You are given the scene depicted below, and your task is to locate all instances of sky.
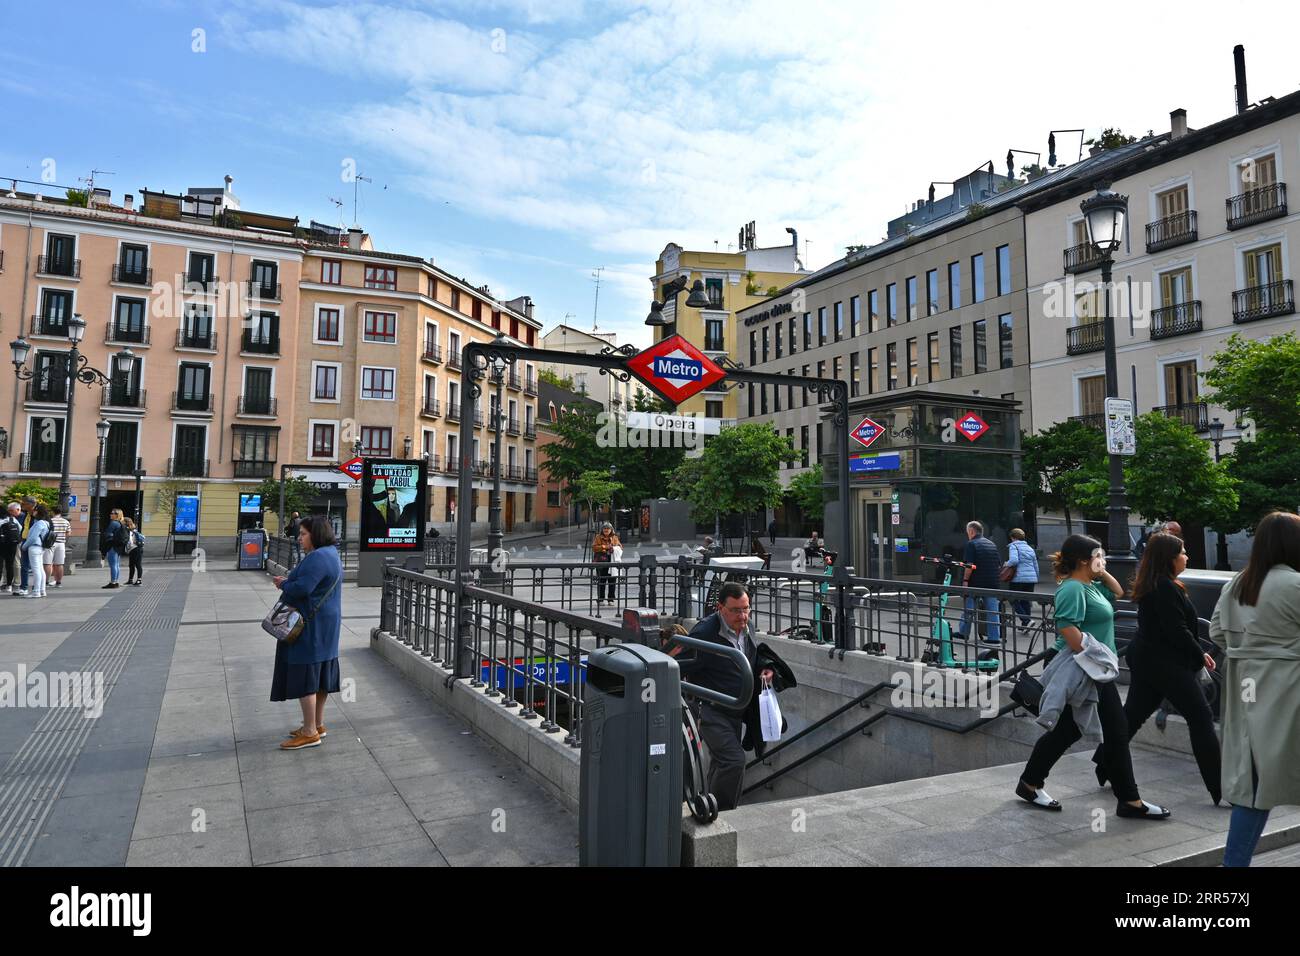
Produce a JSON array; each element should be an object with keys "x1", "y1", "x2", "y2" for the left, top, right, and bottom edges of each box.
[{"x1": 3, "y1": 0, "x2": 1298, "y2": 349}]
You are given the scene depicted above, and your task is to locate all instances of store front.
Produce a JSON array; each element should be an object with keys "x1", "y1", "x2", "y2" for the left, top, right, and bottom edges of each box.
[{"x1": 826, "y1": 392, "x2": 1024, "y2": 583}]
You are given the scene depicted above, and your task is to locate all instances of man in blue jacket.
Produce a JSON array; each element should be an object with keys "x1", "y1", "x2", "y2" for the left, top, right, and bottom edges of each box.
[{"x1": 955, "y1": 520, "x2": 1001, "y2": 644}]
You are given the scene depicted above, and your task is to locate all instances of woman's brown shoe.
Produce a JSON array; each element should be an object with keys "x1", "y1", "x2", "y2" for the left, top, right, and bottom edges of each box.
[
  {"x1": 280, "y1": 732, "x2": 321, "y2": 750},
  {"x1": 288, "y1": 725, "x2": 326, "y2": 738}
]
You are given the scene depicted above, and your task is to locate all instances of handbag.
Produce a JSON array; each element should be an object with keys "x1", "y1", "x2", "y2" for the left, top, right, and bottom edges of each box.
[
  {"x1": 262, "y1": 573, "x2": 342, "y2": 644},
  {"x1": 999, "y1": 563, "x2": 1014, "y2": 583},
  {"x1": 758, "y1": 675, "x2": 783, "y2": 743},
  {"x1": 1009, "y1": 672, "x2": 1044, "y2": 716}
]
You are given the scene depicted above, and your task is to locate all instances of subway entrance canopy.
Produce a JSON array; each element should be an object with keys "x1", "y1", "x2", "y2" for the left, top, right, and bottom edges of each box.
[{"x1": 625, "y1": 334, "x2": 726, "y2": 404}]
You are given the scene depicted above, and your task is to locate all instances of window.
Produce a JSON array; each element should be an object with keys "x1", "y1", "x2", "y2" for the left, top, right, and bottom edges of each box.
[
  {"x1": 244, "y1": 312, "x2": 279, "y2": 352},
  {"x1": 799, "y1": 425, "x2": 810, "y2": 467},
  {"x1": 705, "y1": 318, "x2": 725, "y2": 352},
  {"x1": 1164, "y1": 359, "x2": 1199, "y2": 407},
  {"x1": 187, "y1": 251, "x2": 215, "y2": 285},
  {"x1": 320, "y1": 259, "x2": 342, "y2": 284},
  {"x1": 422, "y1": 430, "x2": 437, "y2": 459},
  {"x1": 750, "y1": 331, "x2": 757, "y2": 366},
  {"x1": 973, "y1": 318, "x2": 988, "y2": 373},
  {"x1": 113, "y1": 298, "x2": 147, "y2": 343},
  {"x1": 886, "y1": 283, "x2": 897, "y2": 326},
  {"x1": 313, "y1": 364, "x2": 339, "y2": 401},
  {"x1": 774, "y1": 321, "x2": 783, "y2": 359},
  {"x1": 803, "y1": 312, "x2": 812, "y2": 351},
  {"x1": 706, "y1": 399, "x2": 724, "y2": 419},
  {"x1": 761, "y1": 326, "x2": 770, "y2": 363},
  {"x1": 815, "y1": 423, "x2": 823, "y2": 467},
  {"x1": 802, "y1": 365, "x2": 809, "y2": 406},
  {"x1": 363, "y1": 311, "x2": 397, "y2": 343},
  {"x1": 251, "y1": 260, "x2": 278, "y2": 297},
  {"x1": 949, "y1": 326, "x2": 963, "y2": 377},
  {"x1": 451, "y1": 288, "x2": 461, "y2": 311},
  {"x1": 173, "y1": 425, "x2": 206, "y2": 476},
  {"x1": 999, "y1": 313, "x2": 1013, "y2": 369},
  {"x1": 868, "y1": 348, "x2": 878, "y2": 394},
  {"x1": 1239, "y1": 153, "x2": 1277, "y2": 192},
  {"x1": 786, "y1": 371, "x2": 795, "y2": 410},
  {"x1": 364, "y1": 265, "x2": 397, "y2": 291},
  {"x1": 31, "y1": 351, "x2": 69, "y2": 402},
  {"x1": 868, "y1": 290, "x2": 880, "y2": 332},
  {"x1": 103, "y1": 422, "x2": 139, "y2": 474},
  {"x1": 886, "y1": 342, "x2": 898, "y2": 390},
  {"x1": 360, "y1": 426, "x2": 392, "y2": 457},
  {"x1": 996, "y1": 245, "x2": 1011, "y2": 296},
  {"x1": 760, "y1": 383, "x2": 768, "y2": 415},
  {"x1": 38, "y1": 289, "x2": 73, "y2": 335},
  {"x1": 832, "y1": 355, "x2": 842, "y2": 383},
  {"x1": 547, "y1": 490, "x2": 561, "y2": 508},
  {"x1": 926, "y1": 270, "x2": 939, "y2": 316},
  {"x1": 907, "y1": 338, "x2": 918, "y2": 386},
  {"x1": 1072, "y1": 219, "x2": 1090, "y2": 248},
  {"x1": 316, "y1": 307, "x2": 341, "y2": 343},
  {"x1": 233, "y1": 426, "x2": 276, "y2": 475},
  {"x1": 971, "y1": 253, "x2": 985, "y2": 303},
  {"x1": 1157, "y1": 184, "x2": 1189, "y2": 220},
  {"x1": 834, "y1": 301, "x2": 844, "y2": 341},
  {"x1": 1079, "y1": 375, "x2": 1105, "y2": 417},
  {"x1": 818, "y1": 307, "x2": 827, "y2": 346},
  {"x1": 748, "y1": 386, "x2": 755, "y2": 418},
  {"x1": 704, "y1": 277, "x2": 724, "y2": 308},
  {"x1": 1244, "y1": 243, "x2": 1283, "y2": 289},
  {"x1": 850, "y1": 296, "x2": 861, "y2": 336},
  {"x1": 109, "y1": 356, "x2": 142, "y2": 406},
  {"x1": 360, "y1": 367, "x2": 395, "y2": 400},
  {"x1": 928, "y1": 332, "x2": 940, "y2": 382},
  {"x1": 43, "y1": 233, "x2": 76, "y2": 275},
  {"x1": 183, "y1": 305, "x2": 213, "y2": 348},
  {"x1": 243, "y1": 367, "x2": 273, "y2": 414},
  {"x1": 816, "y1": 360, "x2": 825, "y2": 384},
  {"x1": 948, "y1": 262, "x2": 961, "y2": 309},
  {"x1": 789, "y1": 316, "x2": 798, "y2": 354},
  {"x1": 906, "y1": 277, "x2": 917, "y2": 322},
  {"x1": 25, "y1": 416, "x2": 64, "y2": 469},
  {"x1": 849, "y1": 352, "x2": 860, "y2": 397},
  {"x1": 783, "y1": 428, "x2": 794, "y2": 468}
]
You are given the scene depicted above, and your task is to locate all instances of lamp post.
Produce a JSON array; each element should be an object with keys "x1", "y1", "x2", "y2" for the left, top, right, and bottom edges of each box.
[
  {"x1": 1080, "y1": 187, "x2": 1134, "y2": 575},
  {"x1": 645, "y1": 275, "x2": 711, "y2": 329},
  {"x1": 1209, "y1": 417, "x2": 1231, "y2": 570},
  {"x1": 132, "y1": 460, "x2": 146, "y2": 527},
  {"x1": 486, "y1": 354, "x2": 506, "y2": 584},
  {"x1": 84, "y1": 419, "x2": 112, "y2": 568}
]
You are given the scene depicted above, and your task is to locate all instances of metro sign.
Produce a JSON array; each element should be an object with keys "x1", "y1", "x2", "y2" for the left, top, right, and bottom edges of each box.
[
  {"x1": 851, "y1": 416, "x2": 885, "y2": 449},
  {"x1": 336, "y1": 456, "x2": 364, "y2": 481},
  {"x1": 626, "y1": 334, "x2": 726, "y2": 404},
  {"x1": 956, "y1": 412, "x2": 989, "y2": 442}
]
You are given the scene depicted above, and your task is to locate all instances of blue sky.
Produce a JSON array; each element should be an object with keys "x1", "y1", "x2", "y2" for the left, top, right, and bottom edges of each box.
[{"x1": 3, "y1": 1, "x2": 1298, "y2": 348}]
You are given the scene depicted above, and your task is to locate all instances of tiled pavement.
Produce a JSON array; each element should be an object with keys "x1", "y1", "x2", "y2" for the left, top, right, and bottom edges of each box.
[{"x1": 0, "y1": 562, "x2": 578, "y2": 867}]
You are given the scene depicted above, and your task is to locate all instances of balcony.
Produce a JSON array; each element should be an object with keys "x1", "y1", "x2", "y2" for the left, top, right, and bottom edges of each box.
[
  {"x1": 234, "y1": 460, "x2": 275, "y2": 479},
  {"x1": 473, "y1": 410, "x2": 484, "y2": 428},
  {"x1": 703, "y1": 337, "x2": 727, "y2": 353},
  {"x1": 422, "y1": 342, "x2": 443, "y2": 364},
  {"x1": 507, "y1": 369, "x2": 522, "y2": 390},
  {"x1": 1063, "y1": 242, "x2": 1105, "y2": 275},
  {"x1": 29, "y1": 314, "x2": 68, "y2": 338},
  {"x1": 524, "y1": 466, "x2": 538, "y2": 484},
  {"x1": 102, "y1": 453, "x2": 141, "y2": 476},
  {"x1": 241, "y1": 331, "x2": 280, "y2": 355},
  {"x1": 446, "y1": 457, "x2": 460, "y2": 476},
  {"x1": 487, "y1": 412, "x2": 499, "y2": 432},
  {"x1": 1155, "y1": 401, "x2": 1210, "y2": 432},
  {"x1": 506, "y1": 416, "x2": 520, "y2": 436},
  {"x1": 112, "y1": 263, "x2": 153, "y2": 286},
  {"x1": 237, "y1": 396, "x2": 277, "y2": 416},
  {"x1": 1145, "y1": 210, "x2": 1198, "y2": 253},
  {"x1": 246, "y1": 279, "x2": 282, "y2": 301},
  {"x1": 168, "y1": 457, "x2": 210, "y2": 478},
  {"x1": 421, "y1": 397, "x2": 441, "y2": 419},
  {"x1": 19, "y1": 452, "x2": 63, "y2": 473},
  {"x1": 524, "y1": 422, "x2": 537, "y2": 439},
  {"x1": 184, "y1": 271, "x2": 219, "y2": 291},
  {"x1": 1068, "y1": 412, "x2": 1105, "y2": 429},
  {"x1": 101, "y1": 386, "x2": 147, "y2": 410},
  {"x1": 1065, "y1": 320, "x2": 1105, "y2": 355},
  {"x1": 1232, "y1": 280, "x2": 1295, "y2": 324},
  {"x1": 524, "y1": 375, "x2": 537, "y2": 396},
  {"x1": 473, "y1": 460, "x2": 490, "y2": 477},
  {"x1": 173, "y1": 391, "x2": 214, "y2": 413},
  {"x1": 447, "y1": 405, "x2": 461, "y2": 423},
  {"x1": 37, "y1": 255, "x2": 80, "y2": 279},
  {"x1": 106, "y1": 322, "x2": 150, "y2": 346},
  {"x1": 25, "y1": 380, "x2": 68, "y2": 404},
  {"x1": 1149, "y1": 300, "x2": 1202, "y2": 340},
  {"x1": 177, "y1": 328, "x2": 217, "y2": 350},
  {"x1": 1226, "y1": 183, "x2": 1287, "y2": 230},
  {"x1": 448, "y1": 349, "x2": 462, "y2": 370},
  {"x1": 506, "y1": 464, "x2": 523, "y2": 480}
]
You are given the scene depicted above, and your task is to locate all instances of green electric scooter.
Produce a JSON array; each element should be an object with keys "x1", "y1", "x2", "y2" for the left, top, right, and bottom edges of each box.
[{"x1": 919, "y1": 555, "x2": 1000, "y2": 671}]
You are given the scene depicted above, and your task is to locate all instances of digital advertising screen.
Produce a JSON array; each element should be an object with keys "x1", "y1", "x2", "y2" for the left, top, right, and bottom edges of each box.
[
  {"x1": 359, "y1": 458, "x2": 426, "y2": 552},
  {"x1": 239, "y1": 494, "x2": 262, "y2": 514},
  {"x1": 174, "y1": 494, "x2": 199, "y2": 535}
]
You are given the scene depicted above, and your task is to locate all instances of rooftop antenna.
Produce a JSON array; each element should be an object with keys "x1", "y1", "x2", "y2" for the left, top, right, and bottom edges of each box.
[
  {"x1": 591, "y1": 267, "x2": 604, "y2": 330},
  {"x1": 352, "y1": 173, "x2": 372, "y2": 226},
  {"x1": 79, "y1": 168, "x2": 115, "y2": 197},
  {"x1": 327, "y1": 196, "x2": 344, "y2": 231}
]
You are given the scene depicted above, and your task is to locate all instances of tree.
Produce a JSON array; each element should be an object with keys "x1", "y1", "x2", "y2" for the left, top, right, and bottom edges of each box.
[
  {"x1": 1123, "y1": 413, "x2": 1238, "y2": 532},
  {"x1": 541, "y1": 404, "x2": 606, "y2": 504},
  {"x1": 538, "y1": 368, "x2": 573, "y2": 390},
  {"x1": 673, "y1": 423, "x2": 797, "y2": 539},
  {"x1": 1021, "y1": 420, "x2": 1107, "y2": 531},
  {"x1": 573, "y1": 470, "x2": 622, "y2": 528},
  {"x1": 787, "y1": 464, "x2": 824, "y2": 522},
  {"x1": 1085, "y1": 128, "x2": 1140, "y2": 151},
  {"x1": 251, "y1": 475, "x2": 315, "y2": 528},
  {"x1": 64, "y1": 188, "x2": 89, "y2": 207},
  {"x1": 610, "y1": 391, "x2": 688, "y2": 511},
  {"x1": 0, "y1": 479, "x2": 57, "y2": 510}
]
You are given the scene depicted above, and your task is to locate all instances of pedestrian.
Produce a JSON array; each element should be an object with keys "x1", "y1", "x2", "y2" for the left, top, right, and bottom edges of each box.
[
  {"x1": 768, "y1": 519, "x2": 777, "y2": 547},
  {"x1": 673, "y1": 581, "x2": 777, "y2": 811},
  {"x1": 750, "y1": 533, "x2": 771, "y2": 571},
  {"x1": 285, "y1": 511, "x2": 301, "y2": 538},
  {"x1": 271, "y1": 515, "x2": 344, "y2": 751},
  {"x1": 46, "y1": 506, "x2": 71, "y2": 588},
  {"x1": 123, "y1": 518, "x2": 145, "y2": 586},
  {"x1": 21, "y1": 504, "x2": 52, "y2": 599},
  {"x1": 1092, "y1": 532, "x2": 1221, "y2": 804},
  {"x1": 955, "y1": 521, "x2": 1002, "y2": 644},
  {"x1": 1004, "y1": 528, "x2": 1039, "y2": 626},
  {"x1": 101, "y1": 508, "x2": 126, "y2": 589},
  {"x1": 1209, "y1": 511, "x2": 1300, "y2": 867},
  {"x1": 804, "y1": 531, "x2": 823, "y2": 556},
  {"x1": 16, "y1": 496, "x2": 36, "y2": 595},
  {"x1": 1161, "y1": 520, "x2": 1183, "y2": 540},
  {"x1": 591, "y1": 521, "x2": 620, "y2": 606},
  {"x1": 0, "y1": 502, "x2": 22, "y2": 593},
  {"x1": 697, "y1": 536, "x2": 716, "y2": 559},
  {"x1": 1016, "y1": 533, "x2": 1171, "y2": 819}
]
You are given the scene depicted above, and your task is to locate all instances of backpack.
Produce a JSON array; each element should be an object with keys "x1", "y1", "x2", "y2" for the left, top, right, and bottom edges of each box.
[
  {"x1": 115, "y1": 523, "x2": 130, "y2": 551},
  {"x1": 0, "y1": 517, "x2": 19, "y2": 547},
  {"x1": 40, "y1": 521, "x2": 55, "y2": 549}
]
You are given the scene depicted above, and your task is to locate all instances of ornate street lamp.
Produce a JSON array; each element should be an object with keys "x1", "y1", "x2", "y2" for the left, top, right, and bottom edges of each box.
[
  {"x1": 84, "y1": 419, "x2": 112, "y2": 568},
  {"x1": 1209, "y1": 417, "x2": 1230, "y2": 570},
  {"x1": 645, "y1": 275, "x2": 710, "y2": 327}
]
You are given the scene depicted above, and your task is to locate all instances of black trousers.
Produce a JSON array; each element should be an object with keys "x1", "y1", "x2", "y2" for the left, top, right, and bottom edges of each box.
[
  {"x1": 1023, "y1": 679, "x2": 1139, "y2": 802},
  {"x1": 127, "y1": 549, "x2": 143, "y2": 581},
  {"x1": 698, "y1": 703, "x2": 746, "y2": 811},
  {"x1": 1093, "y1": 648, "x2": 1221, "y2": 803},
  {"x1": 594, "y1": 562, "x2": 615, "y2": 601},
  {"x1": 0, "y1": 548, "x2": 16, "y2": 587}
]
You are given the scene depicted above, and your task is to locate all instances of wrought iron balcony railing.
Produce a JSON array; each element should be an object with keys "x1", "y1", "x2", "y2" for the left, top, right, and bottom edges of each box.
[
  {"x1": 168, "y1": 457, "x2": 210, "y2": 478},
  {"x1": 19, "y1": 452, "x2": 63, "y2": 473},
  {"x1": 177, "y1": 328, "x2": 217, "y2": 350},
  {"x1": 29, "y1": 314, "x2": 68, "y2": 337},
  {"x1": 1226, "y1": 183, "x2": 1287, "y2": 230},
  {"x1": 1065, "y1": 320, "x2": 1106, "y2": 355},
  {"x1": 24, "y1": 380, "x2": 68, "y2": 404},
  {"x1": 106, "y1": 322, "x2": 150, "y2": 345},
  {"x1": 1068, "y1": 412, "x2": 1105, "y2": 429},
  {"x1": 101, "y1": 386, "x2": 147, "y2": 409},
  {"x1": 234, "y1": 460, "x2": 275, "y2": 479},
  {"x1": 1148, "y1": 300, "x2": 1202, "y2": 340},
  {"x1": 237, "y1": 396, "x2": 277, "y2": 416},
  {"x1": 172, "y1": 391, "x2": 213, "y2": 413},
  {"x1": 241, "y1": 331, "x2": 280, "y2": 355},
  {"x1": 1145, "y1": 210, "x2": 1198, "y2": 253},
  {"x1": 112, "y1": 264, "x2": 153, "y2": 285},
  {"x1": 422, "y1": 342, "x2": 443, "y2": 364},
  {"x1": 421, "y1": 397, "x2": 441, "y2": 418},
  {"x1": 1063, "y1": 241, "x2": 1105, "y2": 275},
  {"x1": 37, "y1": 255, "x2": 80, "y2": 278},
  {"x1": 448, "y1": 349, "x2": 462, "y2": 370},
  {"x1": 1154, "y1": 401, "x2": 1210, "y2": 432},
  {"x1": 1232, "y1": 280, "x2": 1295, "y2": 324}
]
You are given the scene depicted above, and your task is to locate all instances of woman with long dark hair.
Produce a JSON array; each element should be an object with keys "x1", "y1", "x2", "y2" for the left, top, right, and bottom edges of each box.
[
  {"x1": 1210, "y1": 511, "x2": 1300, "y2": 866},
  {"x1": 1092, "y1": 533, "x2": 1221, "y2": 803},
  {"x1": 1016, "y1": 533, "x2": 1171, "y2": 818}
]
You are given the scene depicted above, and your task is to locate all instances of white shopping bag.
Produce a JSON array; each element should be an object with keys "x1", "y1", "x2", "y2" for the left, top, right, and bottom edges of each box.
[
  {"x1": 759, "y1": 676, "x2": 783, "y2": 742},
  {"x1": 610, "y1": 544, "x2": 623, "y2": 576}
]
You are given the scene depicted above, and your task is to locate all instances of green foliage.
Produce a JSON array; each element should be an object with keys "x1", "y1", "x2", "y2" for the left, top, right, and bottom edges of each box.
[
  {"x1": 672, "y1": 423, "x2": 797, "y2": 530},
  {"x1": 538, "y1": 367, "x2": 573, "y2": 390},
  {"x1": 1085, "y1": 128, "x2": 1140, "y2": 150},
  {"x1": 787, "y1": 464, "x2": 824, "y2": 521},
  {"x1": 1224, "y1": 433, "x2": 1300, "y2": 530},
  {"x1": 251, "y1": 476, "x2": 314, "y2": 523},
  {"x1": 845, "y1": 244, "x2": 868, "y2": 256},
  {"x1": 1021, "y1": 420, "x2": 1108, "y2": 529},
  {"x1": 1123, "y1": 413, "x2": 1237, "y2": 532},
  {"x1": 541, "y1": 404, "x2": 604, "y2": 499},
  {"x1": 1, "y1": 479, "x2": 57, "y2": 509},
  {"x1": 965, "y1": 202, "x2": 988, "y2": 221},
  {"x1": 64, "y1": 188, "x2": 89, "y2": 207},
  {"x1": 574, "y1": 470, "x2": 622, "y2": 523}
]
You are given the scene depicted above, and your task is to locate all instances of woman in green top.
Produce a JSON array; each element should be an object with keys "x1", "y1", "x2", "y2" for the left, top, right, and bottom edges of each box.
[{"x1": 1016, "y1": 534, "x2": 1172, "y2": 819}]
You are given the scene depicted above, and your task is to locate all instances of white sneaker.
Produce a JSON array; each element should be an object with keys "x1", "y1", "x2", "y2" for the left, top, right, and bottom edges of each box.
[{"x1": 14, "y1": 588, "x2": 28, "y2": 596}]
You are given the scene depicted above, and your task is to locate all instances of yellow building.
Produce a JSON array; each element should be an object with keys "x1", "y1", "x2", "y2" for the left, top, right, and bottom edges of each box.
[{"x1": 650, "y1": 233, "x2": 807, "y2": 418}]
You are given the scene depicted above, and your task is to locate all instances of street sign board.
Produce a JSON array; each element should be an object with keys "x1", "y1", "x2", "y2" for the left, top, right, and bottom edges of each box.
[
  {"x1": 67, "y1": 495, "x2": 77, "y2": 508},
  {"x1": 956, "y1": 412, "x2": 989, "y2": 442},
  {"x1": 849, "y1": 452, "x2": 901, "y2": 473},
  {"x1": 337, "y1": 456, "x2": 364, "y2": 482},
  {"x1": 1105, "y1": 397, "x2": 1136, "y2": 456},
  {"x1": 624, "y1": 411, "x2": 724, "y2": 435},
  {"x1": 625, "y1": 334, "x2": 726, "y2": 404},
  {"x1": 851, "y1": 416, "x2": 885, "y2": 448}
]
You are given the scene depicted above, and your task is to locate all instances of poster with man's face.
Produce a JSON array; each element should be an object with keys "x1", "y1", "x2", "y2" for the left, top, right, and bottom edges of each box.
[{"x1": 360, "y1": 459, "x2": 427, "y2": 552}]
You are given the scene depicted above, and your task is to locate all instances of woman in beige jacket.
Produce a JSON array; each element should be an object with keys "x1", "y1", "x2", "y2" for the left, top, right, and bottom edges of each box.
[{"x1": 1208, "y1": 510, "x2": 1300, "y2": 866}]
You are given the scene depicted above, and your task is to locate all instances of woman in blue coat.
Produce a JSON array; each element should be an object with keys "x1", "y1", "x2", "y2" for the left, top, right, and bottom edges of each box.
[{"x1": 270, "y1": 515, "x2": 343, "y2": 750}]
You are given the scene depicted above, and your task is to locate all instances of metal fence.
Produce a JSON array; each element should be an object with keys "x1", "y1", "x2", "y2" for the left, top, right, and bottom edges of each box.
[{"x1": 267, "y1": 535, "x2": 358, "y2": 572}]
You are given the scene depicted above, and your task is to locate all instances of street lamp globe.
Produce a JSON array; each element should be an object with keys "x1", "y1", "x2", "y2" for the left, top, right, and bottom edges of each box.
[
  {"x1": 644, "y1": 299, "x2": 667, "y2": 327},
  {"x1": 1081, "y1": 188, "x2": 1128, "y2": 254},
  {"x1": 96, "y1": 419, "x2": 112, "y2": 442},
  {"x1": 112, "y1": 348, "x2": 136, "y2": 379},
  {"x1": 67, "y1": 313, "x2": 86, "y2": 344},
  {"x1": 684, "y1": 279, "x2": 711, "y2": 309},
  {"x1": 1209, "y1": 417, "x2": 1225, "y2": 444},
  {"x1": 10, "y1": 336, "x2": 31, "y2": 369}
]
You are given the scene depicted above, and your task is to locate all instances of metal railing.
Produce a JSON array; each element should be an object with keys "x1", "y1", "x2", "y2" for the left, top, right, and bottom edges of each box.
[
  {"x1": 1065, "y1": 320, "x2": 1105, "y2": 354},
  {"x1": 1068, "y1": 412, "x2": 1104, "y2": 429},
  {"x1": 1145, "y1": 210, "x2": 1197, "y2": 253},
  {"x1": 448, "y1": 349, "x2": 462, "y2": 370},
  {"x1": 24, "y1": 380, "x2": 67, "y2": 404},
  {"x1": 447, "y1": 405, "x2": 461, "y2": 423},
  {"x1": 1149, "y1": 300, "x2": 1202, "y2": 339},
  {"x1": 167, "y1": 456, "x2": 209, "y2": 477},
  {"x1": 524, "y1": 376, "x2": 538, "y2": 396},
  {"x1": 184, "y1": 272, "x2": 219, "y2": 290},
  {"x1": 29, "y1": 314, "x2": 67, "y2": 337},
  {"x1": 101, "y1": 385, "x2": 146, "y2": 409},
  {"x1": 102, "y1": 454, "x2": 141, "y2": 476},
  {"x1": 112, "y1": 264, "x2": 153, "y2": 285},
  {"x1": 1232, "y1": 280, "x2": 1294, "y2": 323},
  {"x1": 269, "y1": 536, "x2": 359, "y2": 573},
  {"x1": 422, "y1": 342, "x2": 443, "y2": 363},
  {"x1": 506, "y1": 416, "x2": 520, "y2": 435},
  {"x1": 508, "y1": 370, "x2": 522, "y2": 390},
  {"x1": 234, "y1": 460, "x2": 275, "y2": 478},
  {"x1": 19, "y1": 453, "x2": 62, "y2": 473},
  {"x1": 106, "y1": 322, "x2": 151, "y2": 345},
  {"x1": 1063, "y1": 241, "x2": 1104, "y2": 275},
  {"x1": 37, "y1": 255, "x2": 80, "y2": 278},
  {"x1": 246, "y1": 279, "x2": 282, "y2": 300},
  {"x1": 241, "y1": 332, "x2": 280, "y2": 354},
  {"x1": 1226, "y1": 182, "x2": 1287, "y2": 230},
  {"x1": 524, "y1": 422, "x2": 537, "y2": 439},
  {"x1": 237, "y1": 396, "x2": 277, "y2": 416},
  {"x1": 172, "y1": 391, "x2": 213, "y2": 413},
  {"x1": 177, "y1": 328, "x2": 217, "y2": 350},
  {"x1": 421, "y1": 397, "x2": 441, "y2": 418},
  {"x1": 1155, "y1": 400, "x2": 1209, "y2": 432}
]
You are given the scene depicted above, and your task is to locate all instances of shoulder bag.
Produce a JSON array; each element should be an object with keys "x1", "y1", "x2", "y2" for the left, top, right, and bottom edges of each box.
[{"x1": 262, "y1": 572, "x2": 342, "y2": 644}]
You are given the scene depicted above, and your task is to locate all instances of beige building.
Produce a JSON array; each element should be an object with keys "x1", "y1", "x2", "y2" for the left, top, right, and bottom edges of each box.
[{"x1": 539, "y1": 324, "x2": 646, "y2": 411}]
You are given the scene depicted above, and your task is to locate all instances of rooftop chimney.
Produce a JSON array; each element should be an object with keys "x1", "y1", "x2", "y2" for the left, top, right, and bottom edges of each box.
[
  {"x1": 1234, "y1": 45, "x2": 1248, "y2": 114},
  {"x1": 123, "y1": 193, "x2": 135, "y2": 211},
  {"x1": 1170, "y1": 108, "x2": 1188, "y2": 139},
  {"x1": 347, "y1": 227, "x2": 363, "y2": 250}
]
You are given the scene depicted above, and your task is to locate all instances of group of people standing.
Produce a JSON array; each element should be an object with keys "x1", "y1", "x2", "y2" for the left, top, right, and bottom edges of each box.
[{"x1": 0, "y1": 497, "x2": 146, "y2": 595}]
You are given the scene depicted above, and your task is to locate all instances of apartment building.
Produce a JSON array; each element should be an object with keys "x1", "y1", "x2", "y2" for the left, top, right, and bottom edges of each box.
[
  {"x1": 539, "y1": 324, "x2": 646, "y2": 412},
  {"x1": 534, "y1": 378, "x2": 603, "y2": 528},
  {"x1": 650, "y1": 233, "x2": 807, "y2": 420}
]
